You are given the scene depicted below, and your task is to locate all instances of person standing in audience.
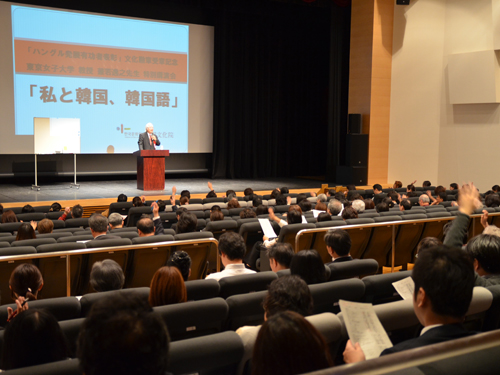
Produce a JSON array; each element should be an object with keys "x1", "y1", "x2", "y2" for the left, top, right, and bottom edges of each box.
[
  {"x1": 268, "y1": 243, "x2": 294, "y2": 272},
  {"x1": 149, "y1": 266, "x2": 187, "y2": 307},
  {"x1": 167, "y1": 251, "x2": 192, "y2": 282},
  {"x1": 10, "y1": 264, "x2": 44, "y2": 301},
  {"x1": 206, "y1": 232, "x2": 256, "y2": 281},
  {"x1": 343, "y1": 245, "x2": 475, "y2": 362},
  {"x1": 324, "y1": 229, "x2": 353, "y2": 264},
  {"x1": 78, "y1": 295, "x2": 170, "y2": 375},
  {"x1": 89, "y1": 214, "x2": 120, "y2": 240},
  {"x1": 37, "y1": 218, "x2": 54, "y2": 234},
  {"x1": 2, "y1": 309, "x2": 68, "y2": 370},
  {"x1": 58, "y1": 204, "x2": 83, "y2": 221},
  {"x1": 90, "y1": 259, "x2": 125, "y2": 292},
  {"x1": 290, "y1": 250, "x2": 327, "y2": 284},
  {"x1": 1, "y1": 210, "x2": 18, "y2": 223},
  {"x1": 108, "y1": 213, "x2": 124, "y2": 230},
  {"x1": 252, "y1": 311, "x2": 333, "y2": 375},
  {"x1": 15, "y1": 222, "x2": 36, "y2": 241}
]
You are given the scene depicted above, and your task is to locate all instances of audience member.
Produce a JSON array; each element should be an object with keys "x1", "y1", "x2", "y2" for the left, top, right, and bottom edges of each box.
[
  {"x1": 256, "y1": 205, "x2": 268, "y2": 216},
  {"x1": 252, "y1": 311, "x2": 333, "y2": 375},
  {"x1": 21, "y1": 204, "x2": 35, "y2": 213},
  {"x1": 373, "y1": 184, "x2": 383, "y2": 195},
  {"x1": 244, "y1": 188, "x2": 254, "y2": 197},
  {"x1": 108, "y1": 213, "x2": 124, "y2": 229},
  {"x1": 280, "y1": 187, "x2": 289, "y2": 194},
  {"x1": 344, "y1": 245, "x2": 475, "y2": 362},
  {"x1": 180, "y1": 196, "x2": 190, "y2": 206},
  {"x1": 270, "y1": 189, "x2": 280, "y2": 199},
  {"x1": 327, "y1": 199, "x2": 342, "y2": 216},
  {"x1": 252, "y1": 196, "x2": 263, "y2": 208},
  {"x1": 317, "y1": 212, "x2": 332, "y2": 222},
  {"x1": 176, "y1": 212, "x2": 197, "y2": 234},
  {"x1": 418, "y1": 194, "x2": 430, "y2": 207},
  {"x1": 240, "y1": 208, "x2": 257, "y2": 219},
  {"x1": 10, "y1": 264, "x2": 43, "y2": 301},
  {"x1": 267, "y1": 243, "x2": 294, "y2": 272},
  {"x1": 77, "y1": 295, "x2": 170, "y2": 375},
  {"x1": 58, "y1": 204, "x2": 83, "y2": 221},
  {"x1": 450, "y1": 183, "x2": 458, "y2": 190},
  {"x1": 89, "y1": 214, "x2": 120, "y2": 240},
  {"x1": 167, "y1": 251, "x2": 192, "y2": 282},
  {"x1": 290, "y1": 250, "x2": 326, "y2": 284},
  {"x1": 393, "y1": 180, "x2": 403, "y2": 189},
  {"x1": 137, "y1": 217, "x2": 155, "y2": 237},
  {"x1": 149, "y1": 266, "x2": 187, "y2": 307},
  {"x1": 407, "y1": 184, "x2": 416, "y2": 193},
  {"x1": 492, "y1": 185, "x2": 500, "y2": 193},
  {"x1": 1, "y1": 210, "x2": 18, "y2": 223},
  {"x1": 90, "y1": 259, "x2": 125, "y2": 292},
  {"x1": 102, "y1": 194, "x2": 127, "y2": 217},
  {"x1": 382, "y1": 197, "x2": 395, "y2": 208},
  {"x1": 415, "y1": 237, "x2": 442, "y2": 258},
  {"x1": 227, "y1": 198, "x2": 241, "y2": 209},
  {"x1": 132, "y1": 196, "x2": 145, "y2": 207},
  {"x1": 15, "y1": 222, "x2": 36, "y2": 241},
  {"x1": 342, "y1": 206, "x2": 358, "y2": 220},
  {"x1": 37, "y1": 218, "x2": 54, "y2": 234},
  {"x1": 2, "y1": 310, "x2": 68, "y2": 370},
  {"x1": 485, "y1": 193, "x2": 500, "y2": 208},
  {"x1": 206, "y1": 232, "x2": 256, "y2": 281},
  {"x1": 49, "y1": 202, "x2": 62, "y2": 212},
  {"x1": 295, "y1": 193, "x2": 308, "y2": 205},
  {"x1": 399, "y1": 198, "x2": 412, "y2": 211},
  {"x1": 363, "y1": 199, "x2": 375, "y2": 210},
  {"x1": 324, "y1": 229, "x2": 352, "y2": 264},
  {"x1": 352, "y1": 199, "x2": 365, "y2": 213},
  {"x1": 226, "y1": 189, "x2": 236, "y2": 198},
  {"x1": 422, "y1": 180, "x2": 431, "y2": 187},
  {"x1": 376, "y1": 202, "x2": 389, "y2": 212},
  {"x1": 299, "y1": 199, "x2": 312, "y2": 212},
  {"x1": 316, "y1": 193, "x2": 327, "y2": 203},
  {"x1": 315, "y1": 201, "x2": 328, "y2": 212},
  {"x1": 210, "y1": 209, "x2": 224, "y2": 222},
  {"x1": 206, "y1": 181, "x2": 217, "y2": 198}
]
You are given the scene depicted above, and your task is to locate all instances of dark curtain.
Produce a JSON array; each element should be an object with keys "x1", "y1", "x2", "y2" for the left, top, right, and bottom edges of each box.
[{"x1": 212, "y1": 1, "x2": 351, "y2": 179}]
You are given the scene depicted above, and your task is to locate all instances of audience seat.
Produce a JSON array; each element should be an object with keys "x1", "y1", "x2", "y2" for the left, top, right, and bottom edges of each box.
[
  {"x1": 373, "y1": 216, "x2": 401, "y2": 223},
  {"x1": 0, "y1": 297, "x2": 81, "y2": 325},
  {"x1": 11, "y1": 238, "x2": 57, "y2": 248},
  {"x1": 59, "y1": 317, "x2": 85, "y2": 358},
  {"x1": 57, "y1": 234, "x2": 93, "y2": 243},
  {"x1": 80, "y1": 287, "x2": 150, "y2": 316},
  {"x1": 328, "y1": 259, "x2": 379, "y2": 281},
  {"x1": 46, "y1": 211, "x2": 65, "y2": 220},
  {"x1": 108, "y1": 202, "x2": 133, "y2": 215},
  {"x1": 0, "y1": 235, "x2": 19, "y2": 243},
  {"x1": 167, "y1": 331, "x2": 244, "y2": 375},
  {"x1": 225, "y1": 290, "x2": 267, "y2": 331},
  {"x1": 358, "y1": 212, "x2": 380, "y2": 219},
  {"x1": 218, "y1": 271, "x2": 277, "y2": 299},
  {"x1": 154, "y1": 297, "x2": 228, "y2": 341},
  {"x1": 186, "y1": 279, "x2": 221, "y2": 301},
  {"x1": 345, "y1": 218, "x2": 375, "y2": 225},
  {"x1": 126, "y1": 206, "x2": 153, "y2": 227},
  {"x1": 277, "y1": 223, "x2": 316, "y2": 251},
  {"x1": 125, "y1": 243, "x2": 172, "y2": 288},
  {"x1": 131, "y1": 234, "x2": 175, "y2": 244},
  {"x1": 112, "y1": 231, "x2": 139, "y2": 240},
  {"x1": 0, "y1": 246, "x2": 35, "y2": 256},
  {"x1": 17, "y1": 213, "x2": 46, "y2": 221},
  {"x1": 37, "y1": 232, "x2": 76, "y2": 240},
  {"x1": 0, "y1": 242, "x2": 10, "y2": 248},
  {"x1": 358, "y1": 225, "x2": 396, "y2": 269},
  {"x1": 64, "y1": 218, "x2": 89, "y2": 228},
  {"x1": 393, "y1": 221, "x2": 425, "y2": 267},
  {"x1": 362, "y1": 270, "x2": 412, "y2": 304},
  {"x1": 85, "y1": 238, "x2": 132, "y2": 248},
  {"x1": 0, "y1": 358, "x2": 81, "y2": 375},
  {"x1": 309, "y1": 278, "x2": 365, "y2": 314},
  {"x1": 172, "y1": 234, "x2": 216, "y2": 280}
]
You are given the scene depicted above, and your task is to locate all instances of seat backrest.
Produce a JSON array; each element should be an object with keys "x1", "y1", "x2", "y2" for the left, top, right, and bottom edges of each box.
[
  {"x1": 37, "y1": 242, "x2": 87, "y2": 253},
  {"x1": 167, "y1": 331, "x2": 244, "y2": 375},
  {"x1": 0, "y1": 358, "x2": 81, "y2": 375},
  {"x1": 12, "y1": 238, "x2": 57, "y2": 247},
  {"x1": 57, "y1": 234, "x2": 94, "y2": 243},
  {"x1": 126, "y1": 206, "x2": 153, "y2": 227},
  {"x1": 131, "y1": 234, "x2": 175, "y2": 244},
  {"x1": 37, "y1": 232, "x2": 75, "y2": 240},
  {"x1": 64, "y1": 218, "x2": 89, "y2": 228},
  {"x1": 277, "y1": 223, "x2": 316, "y2": 251},
  {"x1": 225, "y1": 290, "x2": 267, "y2": 331},
  {"x1": 309, "y1": 278, "x2": 366, "y2": 314},
  {"x1": 113, "y1": 231, "x2": 139, "y2": 240},
  {"x1": 0, "y1": 297, "x2": 81, "y2": 325},
  {"x1": 108, "y1": 202, "x2": 133, "y2": 215},
  {"x1": 173, "y1": 232, "x2": 214, "y2": 241},
  {"x1": 46, "y1": 212, "x2": 65, "y2": 220},
  {"x1": 171, "y1": 236, "x2": 216, "y2": 280},
  {"x1": 17, "y1": 213, "x2": 46, "y2": 222},
  {"x1": 79, "y1": 287, "x2": 150, "y2": 317},
  {"x1": 85, "y1": 238, "x2": 132, "y2": 248},
  {"x1": 59, "y1": 318, "x2": 85, "y2": 358},
  {"x1": 328, "y1": 259, "x2": 379, "y2": 281},
  {"x1": 362, "y1": 270, "x2": 412, "y2": 304},
  {"x1": 185, "y1": 279, "x2": 221, "y2": 301},
  {"x1": 154, "y1": 297, "x2": 229, "y2": 341},
  {"x1": 218, "y1": 271, "x2": 278, "y2": 299},
  {"x1": 345, "y1": 218, "x2": 375, "y2": 225},
  {"x1": 0, "y1": 246, "x2": 36, "y2": 256},
  {"x1": 0, "y1": 222, "x2": 23, "y2": 234}
]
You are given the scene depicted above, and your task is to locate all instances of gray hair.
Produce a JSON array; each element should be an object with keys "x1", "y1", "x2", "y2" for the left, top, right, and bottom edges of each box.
[
  {"x1": 89, "y1": 214, "x2": 108, "y2": 232},
  {"x1": 108, "y1": 213, "x2": 123, "y2": 227},
  {"x1": 419, "y1": 194, "x2": 430, "y2": 203},
  {"x1": 328, "y1": 199, "x2": 343, "y2": 216},
  {"x1": 316, "y1": 194, "x2": 327, "y2": 203},
  {"x1": 90, "y1": 259, "x2": 125, "y2": 292},
  {"x1": 352, "y1": 199, "x2": 365, "y2": 213},
  {"x1": 145, "y1": 122, "x2": 154, "y2": 130}
]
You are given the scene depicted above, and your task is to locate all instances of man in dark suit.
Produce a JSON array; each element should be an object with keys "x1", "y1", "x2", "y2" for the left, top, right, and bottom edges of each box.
[
  {"x1": 89, "y1": 214, "x2": 121, "y2": 240},
  {"x1": 324, "y1": 229, "x2": 353, "y2": 264},
  {"x1": 137, "y1": 122, "x2": 161, "y2": 150},
  {"x1": 343, "y1": 245, "x2": 475, "y2": 362}
]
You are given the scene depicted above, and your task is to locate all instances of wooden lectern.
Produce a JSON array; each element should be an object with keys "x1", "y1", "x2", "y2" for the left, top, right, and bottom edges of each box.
[{"x1": 133, "y1": 150, "x2": 170, "y2": 191}]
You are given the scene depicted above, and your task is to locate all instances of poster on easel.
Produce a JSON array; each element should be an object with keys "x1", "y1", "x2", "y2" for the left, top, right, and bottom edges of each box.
[{"x1": 34, "y1": 118, "x2": 81, "y2": 154}]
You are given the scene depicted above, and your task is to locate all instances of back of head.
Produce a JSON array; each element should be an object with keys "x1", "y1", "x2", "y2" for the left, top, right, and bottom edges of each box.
[
  {"x1": 270, "y1": 189, "x2": 280, "y2": 199},
  {"x1": 226, "y1": 189, "x2": 236, "y2": 198},
  {"x1": 388, "y1": 191, "x2": 399, "y2": 202},
  {"x1": 180, "y1": 190, "x2": 191, "y2": 199},
  {"x1": 351, "y1": 199, "x2": 365, "y2": 213},
  {"x1": 324, "y1": 229, "x2": 351, "y2": 257},
  {"x1": 180, "y1": 196, "x2": 190, "y2": 205},
  {"x1": 132, "y1": 196, "x2": 144, "y2": 207},
  {"x1": 256, "y1": 205, "x2": 268, "y2": 216},
  {"x1": 22, "y1": 204, "x2": 35, "y2": 213},
  {"x1": 316, "y1": 194, "x2": 327, "y2": 203},
  {"x1": 219, "y1": 231, "x2": 246, "y2": 260},
  {"x1": 450, "y1": 183, "x2": 458, "y2": 190},
  {"x1": 363, "y1": 199, "x2": 375, "y2": 210},
  {"x1": 317, "y1": 212, "x2": 332, "y2": 222},
  {"x1": 137, "y1": 217, "x2": 155, "y2": 235},
  {"x1": 434, "y1": 185, "x2": 446, "y2": 195},
  {"x1": 328, "y1": 199, "x2": 342, "y2": 216},
  {"x1": 341, "y1": 206, "x2": 358, "y2": 220},
  {"x1": 108, "y1": 213, "x2": 123, "y2": 227},
  {"x1": 394, "y1": 180, "x2": 403, "y2": 189},
  {"x1": 423, "y1": 180, "x2": 431, "y2": 187},
  {"x1": 239, "y1": 208, "x2": 257, "y2": 219},
  {"x1": 413, "y1": 245, "x2": 474, "y2": 319},
  {"x1": 400, "y1": 198, "x2": 412, "y2": 211},
  {"x1": 90, "y1": 259, "x2": 125, "y2": 292},
  {"x1": 15, "y1": 222, "x2": 36, "y2": 241},
  {"x1": 382, "y1": 197, "x2": 394, "y2": 208},
  {"x1": 10, "y1": 264, "x2": 43, "y2": 301},
  {"x1": 252, "y1": 311, "x2": 332, "y2": 375},
  {"x1": 485, "y1": 194, "x2": 500, "y2": 208},
  {"x1": 78, "y1": 295, "x2": 170, "y2": 375},
  {"x1": 287, "y1": 207, "x2": 303, "y2": 224},
  {"x1": 376, "y1": 202, "x2": 389, "y2": 212},
  {"x1": 206, "y1": 190, "x2": 217, "y2": 198},
  {"x1": 290, "y1": 250, "x2": 326, "y2": 284},
  {"x1": 89, "y1": 213, "x2": 108, "y2": 233},
  {"x1": 296, "y1": 193, "x2": 307, "y2": 205},
  {"x1": 275, "y1": 194, "x2": 287, "y2": 206},
  {"x1": 244, "y1": 188, "x2": 254, "y2": 196},
  {"x1": 149, "y1": 266, "x2": 187, "y2": 307},
  {"x1": 346, "y1": 184, "x2": 356, "y2": 191},
  {"x1": 267, "y1": 243, "x2": 294, "y2": 269},
  {"x1": 37, "y1": 218, "x2": 54, "y2": 234},
  {"x1": 2, "y1": 210, "x2": 18, "y2": 223},
  {"x1": 298, "y1": 199, "x2": 312, "y2": 213},
  {"x1": 315, "y1": 201, "x2": 327, "y2": 212},
  {"x1": 227, "y1": 198, "x2": 241, "y2": 209},
  {"x1": 72, "y1": 204, "x2": 84, "y2": 218},
  {"x1": 167, "y1": 251, "x2": 192, "y2": 282},
  {"x1": 373, "y1": 184, "x2": 382, "y2": 192},
  {"x1": 252, "y1": 196, "x2": 263, "y2": 208},
  {"x1": 117, "y1": 194, "x2": 128, "y2": 202},
  {"x1": 176, "y1": 212, "x2": 197, "y2": 234},
  {"x1": 2, "y1": 309, "x2": 67, "y2": 370},
  {"x1": 210, "y1": 210, "x2": 224, "y2": 222},
  {"x1": 407, "y1": 184, "x2": 416, "y2": 192},
  {"x1": 419, "y1": 194, "x2": 430, "y2": 205},
  {"x1": 280, "y1": 187, "x2": 289, "y2": 194},
  {"x1": 416, "y1": 237, "x2": 442, "y2": 255},
  {"x1": 263, "y1": 275, "x2": 313, "y2": 318},
  {"x1": 50, "y1": 202, "x2": 62, "y2": 212},
  {"x1": 467, "y1": 234, "x2": 500, "y2": 274}
]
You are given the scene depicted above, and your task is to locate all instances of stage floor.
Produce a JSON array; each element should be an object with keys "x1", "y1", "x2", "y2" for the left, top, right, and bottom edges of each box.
[{"x1": 0, "y1": 177, "x2": 327, "y2": 205}]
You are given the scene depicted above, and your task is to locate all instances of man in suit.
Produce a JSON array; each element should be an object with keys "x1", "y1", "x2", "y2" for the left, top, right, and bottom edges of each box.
[
  {"x1": 324, "y1": 229, "x2": 353, "y2": 264},
  {"x1": 137, "y1": 122, "x2": 161, "y2": 150},
  {"x1": 343, "y1": 244, "x2": 475, "y2": 362},
  {"x1": 89, "y1": 214, "x2": 120, "y2": 240}
]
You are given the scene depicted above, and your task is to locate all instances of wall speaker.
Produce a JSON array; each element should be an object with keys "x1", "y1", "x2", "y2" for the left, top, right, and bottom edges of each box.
[
  {"x1": 396, "y1": 0, "x2": 410, "y2": 5},
  {"x1": 346, "y1": 134, "x2": 368, "y2": 167},
  {"x1": 336, "y1": 166, "x2": 367, "y2": 185},
  {"x1": 348, "y1": 114, "x2": 362, "y2": 134}
]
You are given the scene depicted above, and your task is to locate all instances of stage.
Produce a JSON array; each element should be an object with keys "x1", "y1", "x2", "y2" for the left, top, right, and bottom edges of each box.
[{"x1": 0, "y1": 177, "x2": 329, "y2": 207}]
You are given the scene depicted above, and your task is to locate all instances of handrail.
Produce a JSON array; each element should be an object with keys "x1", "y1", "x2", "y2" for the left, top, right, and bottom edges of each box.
[
  {"x1": 0, "y1": 238, "x2": 219, "y2": 297},
  {"x1": 295, "y1": 212, "x2": 496, "y2": 272}
]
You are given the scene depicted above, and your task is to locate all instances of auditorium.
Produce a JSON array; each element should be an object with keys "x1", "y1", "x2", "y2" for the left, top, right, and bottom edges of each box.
[{"x1": 0, "y1": 0, "x2": 500, "y2": 374}]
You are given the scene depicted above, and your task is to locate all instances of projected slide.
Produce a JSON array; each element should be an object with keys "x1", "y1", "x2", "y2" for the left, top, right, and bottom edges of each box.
[{"x1": 11, "y1": 6, "x2": 189, "y2": 153}]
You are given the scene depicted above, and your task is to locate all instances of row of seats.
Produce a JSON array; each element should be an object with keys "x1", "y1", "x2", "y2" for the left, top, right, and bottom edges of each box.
[{"x1": 0, "y1": 282, "x2": 497, "y2": 375}]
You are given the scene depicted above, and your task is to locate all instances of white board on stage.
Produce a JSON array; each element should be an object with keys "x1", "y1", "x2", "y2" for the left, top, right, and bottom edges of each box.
[{"x1": 34, "y1": 118, "x2": 81, "y2": 154}]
